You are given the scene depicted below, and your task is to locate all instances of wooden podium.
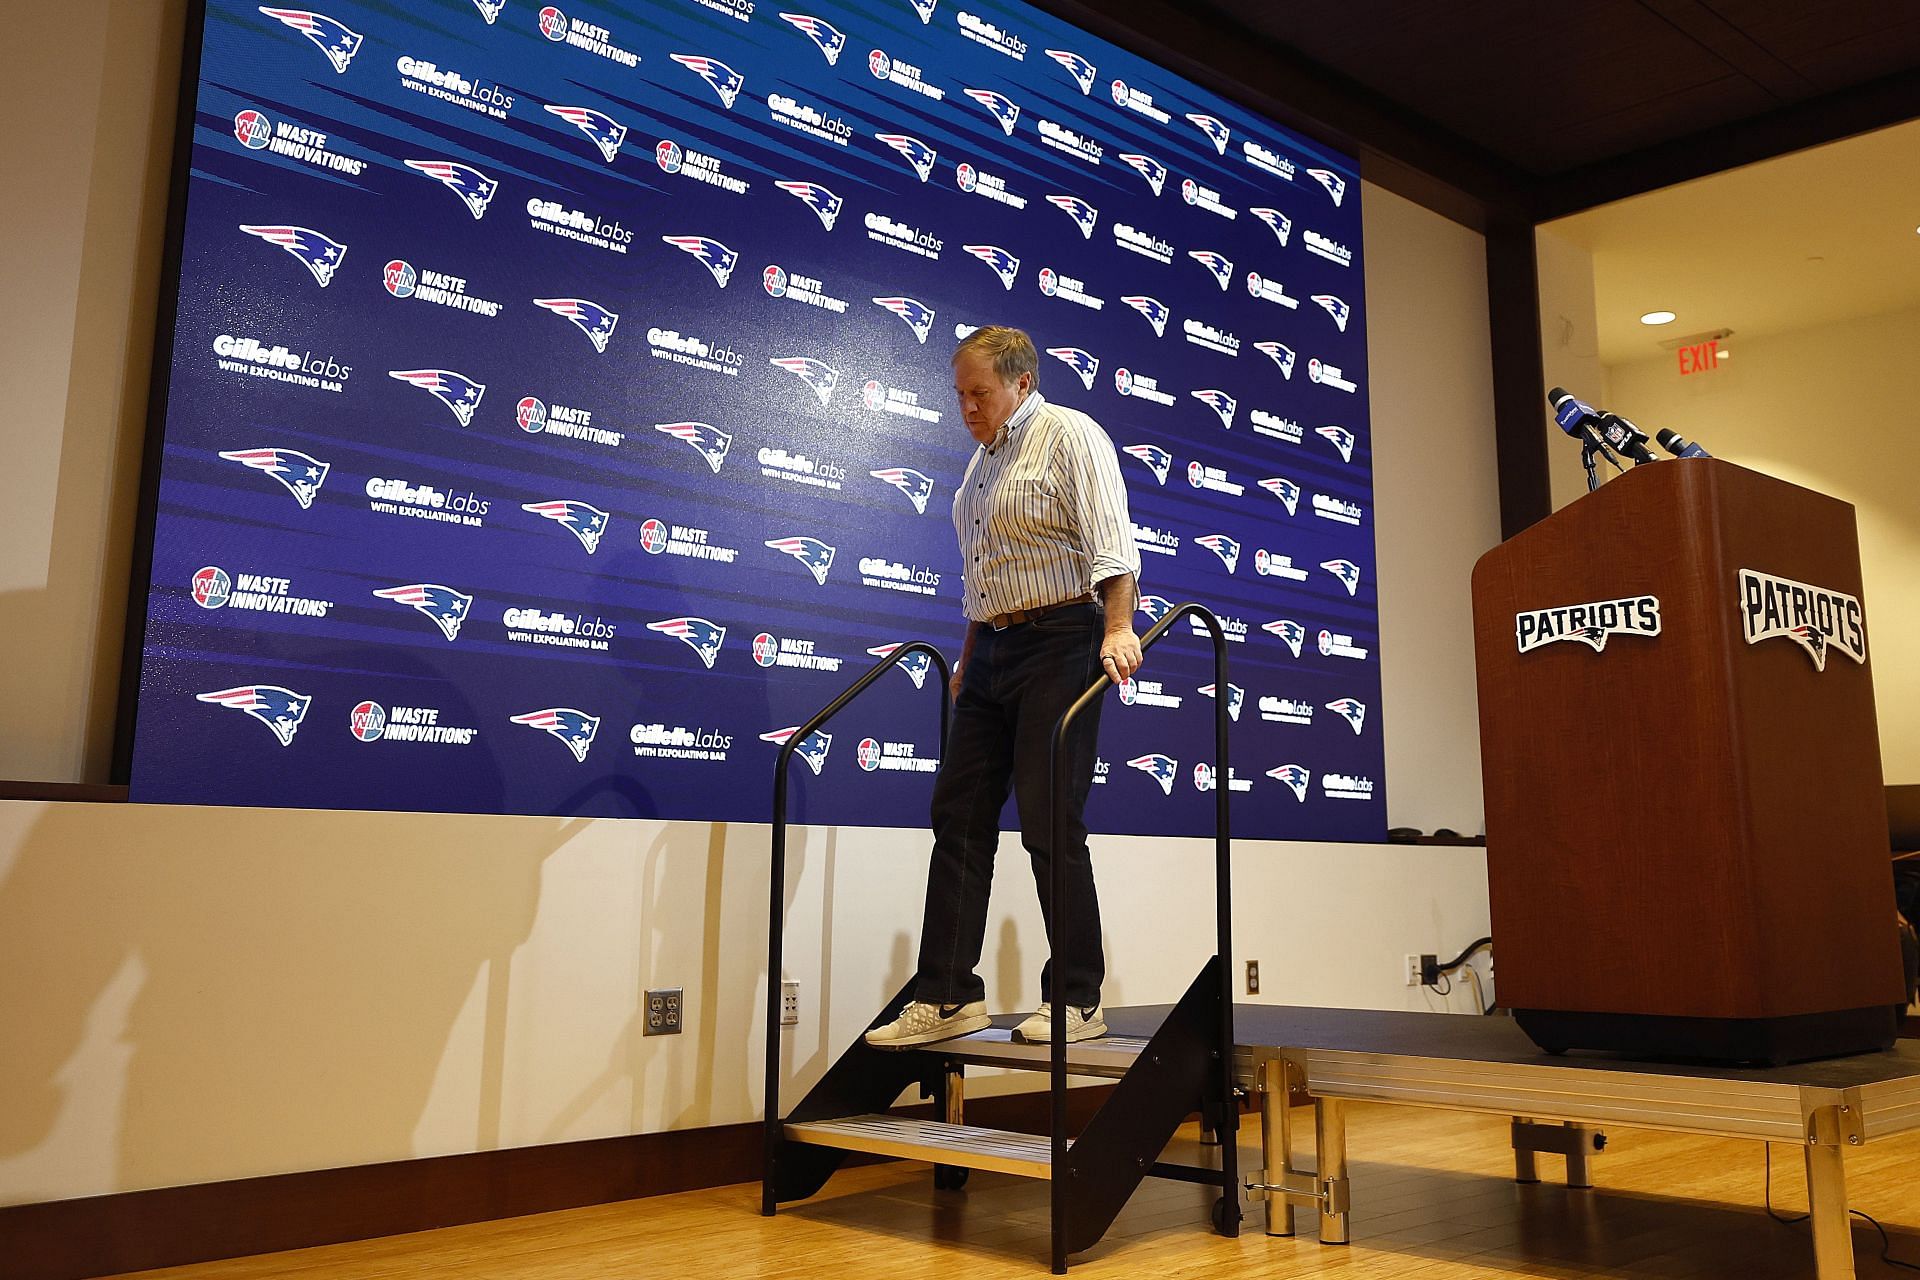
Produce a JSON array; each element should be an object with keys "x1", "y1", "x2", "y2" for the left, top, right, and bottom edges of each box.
[{"x1": 1471, "y1": 459, "x2": 1902, "y2": 1062}]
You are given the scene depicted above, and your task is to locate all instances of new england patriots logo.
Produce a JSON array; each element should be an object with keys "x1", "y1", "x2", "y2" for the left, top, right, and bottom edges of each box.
[
  {"x1": 1197, "y1": 534, "x2": 1241, "y2": 573},
  {"x1": 1268, "y1": 763, "x2": 1310, "y2": 802},
  {"x1": 509, "y1": 708, "x2": 599, "y2": 762},
  {"x1": 1139, "y1": 594, "x2": 1173, "y2": 624},
  {"x1": 775, "y1": 180, "x2": 844, "y2": 230},
  {"x1": 867, "y1": 642, "x2": 933, "y2": 688},
  {"x1": 908, "y1": 0, "x2": 936, "y2": 22},
  {"x1": 1045, "y1": 48, "x2": 1096, "y2": 94},
  {"x1": 1250, "y1": 206, "x2": 1292, "y2": 245},
  {"x1": 1044, "y1": 194, "x2": 1098, "y2": 239},
  {"x1": 521, "y1": 499, "x2": 609, "y2": 553},
  {"x1": 1263, "y1": 618, "x2": 1306, "y2": 657},
  {"x1": 761, "y1": 725, "x2": 832, "y2": 775},
  {"x1": 533, "y1": 297, "x2": 619, "y2": 352},
  {"x1": 469, "y1": 0, "x2": 506, "y2": 22},
  {"x1": 872, "y1": 295, "x2": 937, "y2": 344},
  {"x1": 1119, "y1": 153, "x2": 1167, "y2": 196},
  {"x1": 771, "y1": 357, "x2": 837, "y2": 406},
  {"x1": 1307, "y1": 167, "x2": 1347, "y2": 206},
  {"x1": 1321, "y1": 558, "x2": 1362, "y2": 596},
  {"x1": 779, "y1": 13, "x2": 846, "y2": 64},
  {"x1": 1199, "y1": 682, "x2": 1245, "y2": 722},
  {"x1": 1188, "y1": 249, "x2": 1234, "y2": 291},
  {"x1": 543, "y1": 105, "x2": 627, "y2": 163},
  {"x1": 1122, "y1": 444, "x2": 1171, "y2": 485},
  {"x1": 1255, "y1": 341, "x2": 1296, "y2": 378},
  {"x1": 197, "y1": 684, "x2": 311, "y2": 746},
  {"x1": 662, "y1": 235, "x2": 739, "y2": 288},
  {"x1": 963, "y1": 244, "x2": 1020, "y2": 290},
  {"x1": 1046, "y1": 346, "x2": 1098, "y2": 390},
  {"x1": 648, "y1": 617, "x2": 726, "y2": 668},
  {"x1": 218, "y1": 447, "x2": 329, "y2": 509},
  {"x1": 403, "y1": 159, "x2": 497, "y2": 219},
  {"x1": 877, "y1": 133, "x2": 938, "y2": 182},
  {"x1": 1127, "y1": 753, "x2": 1178, "y2": 796},
  {"x1": 1191, "y1": 388, "x2": 1237, "y2": 429},
  {"x1": 1316, "y1": 425, "x2": 1356, "y2": 462},
  {"x1": 1258, "y1": 476, "x2": 1302, "y2": 514},
  {"x1": 963, "y1": 87, "x2": 1020, "y2": 135},
  {"x1": 257, "y1": 8, "x2": 361, "y2": 73},
  {"x1": 655, "y1": 421, "x2": 732, "y2": 473},
  {"x1": 388, "y1": 369, "x2": 486, "y2": 427},
  {"x1": 1121, "y1": 295, "x2": 1170, "y2": 337},
  {"x1": 1326, "y1": 698, "x2": 1367, "y2": 735},
  {"x1": 870, "y1": 467, "x2": 934, "y2": 513},
  {"x1": 238, "y1": 224, "x2": 345, "y2": 286},
  {"x1": 670, "y1": 53, "x2": 744, "y2": 109},
  {"x1": 373, "y1": 583, "x2": 472, "y2": 641},
  {"x1": 765, "y1": 536, "x2": 836, "y2": 585},
  {"x1": 1313, "y1": 294, "x2": 1351, "y2": 332},
  {"x1": 1186, "y1": 112, "x2": 1230, "y2": 154}
]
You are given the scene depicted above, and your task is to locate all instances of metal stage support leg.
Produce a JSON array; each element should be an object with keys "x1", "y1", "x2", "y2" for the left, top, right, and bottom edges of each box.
[
  {"x1": 1803, "y1": 1106, "x2": 1855, "y2": 1279},
  {"x1": 1315, "y1": 1097, "x2": 1350, "y2": 1245},
  {"x1": 1261, "y1": 1060, "x2": 1294, "y2": 1237},
  {"x1": 1511, "y1": 1118, "x2": 1605, "y2": 1188}
]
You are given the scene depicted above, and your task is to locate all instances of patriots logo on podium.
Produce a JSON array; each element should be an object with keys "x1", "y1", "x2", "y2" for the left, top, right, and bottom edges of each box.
[
  {"x1": 522, "y1": 499, "x2": 609, "y2": 554},
  {"x1": 1197, "y1": 534, "x2": 1241, "y2": 573},
  {"x1": 1044, "y1": 48, "x2": 1096, "y2": 94},
  {"x1": 779, "y1": 12, "x2": 845, "y2": 64},
  {"x1": 1307, "y1": 167, "x2": 1347, "y2": 206},
  {"x1": 1139, "y1": 594, "x2": 1173, "y2": 624},
  {"x1": 771, "y1": 357, "x2": 837, "y2": 406},
  {"x1": 543, "y1": 105, "x2": 627, "y2": 162},
  {"x1": 469, "y1": 0, "x2": 506, "y2": 22},
  {"x1": 1788, "y1": 626, "x2": 1832, "y2": 667},
  {"x1": 1257, "y1": 477, "x2": 1302, "y2": 514},
  {"x1": 1185, "y1": 112, "x2": 1230, "y2": 154},
  {"x1": 373, "y1": 584, "x2": 473, "y2": 641},
  {"x1": 403, "y1": 159, "x2": 498, "y2": 220},
  {"x1": 1043, "y1": 194, "x2": 1098, "y2": 239},
  {"x1": 870, "y1": 467, "x2": 934, "y2": 514},
  {"x1": 218, "y1": 447, "x2": 329, "y2": 509},
  {"x1": 1127, "y1": 753, "x2": 1178, "y2": 796},
  {"x1": 238, "y1": 224, "x2": 345, "y2": 287},
  {"x1": 1249, "y1": 206, "x2": 1292, "y2": 245},
  {"x1": 197, "y1": 684, "x2": 311, "y2": 746},
  {"x1": 765, "y1": 536, "x2": 836, "y2": 585},
  {"x1": 876, "y1": 133, "x2": 938, "y2": 182},
  {"x1": 1313, "y1": 293, "x2": 1351, "y2": 332},
  {"x1": 1199, "y1": 682, "x2": 1245, "y2": 722},
  {"x1": 662, "y1": 235, "x2": 739, "y2": 287},
  {"x1": 867, "y1": 642, "x2": 933, "y2": 688},
  {"x1": 1254, "y1": 341, "x2": 1296, "y2": 378},
  {"x1": 775, "y1": 180, "x2": 843, "y2": 230},
  {"x1": 1188, "y1": 250, "x2": 1234, "y2": 291},
  {"x1": 257, "y1": 8, "x2": 361, "y2": 73},
  {"x1": 1263, "y1": 618, "x2": 1306, "y2": 657},
  {"x1": 1326, "y1": 698, "x2": 1367, "y2": 735},
  {"x1": 1120, "y1": 295, "x2": 1170, "y2": 337},
  {"x1": 388, "y1": 369, "x2": 486, "y2": 426},
  {"x1": 1316, "y1": 425, "x2": 1356, "y2": 462},
  {"x1": 873, "y1": 296, "x2": 936, "y2": 344},
  {"x1": 1122, "y1": 444, "x2": 1171, "y2": 485},
  {"x1": 669, "y1": 53, "x2": 743, "y2": 108},
  {"x1": 908, "y1": 0, "x2": 936, "y2": 22},
  {"x1": 1321, "y1": 558, "x2": 1362, "y2": 596},
  {"x1": 960, "y1": 245, "x2": 1021, "y2": 289},
  {"x1": 760, "y1": 726, "x2": 833, "y2": 775},
  {"x1": 963, "y1": 88, "x2": 1020, "y2": 135},
  {"x1": 655, "y1": 422, "x2": 732, "y2": 473},
  {"x1": 648, "y1": 617, "x2": 727, "y2": 668},
  {"x1": 1046, "y1": 346, "x2": 1098, "y2": 390},
  {"x1": 1118, "y1": 153, "x2": 1167, "y2": 196},
  {"x1": 533, "y1": 297, "x2": 619, "y2": 351},
  {"x1": 1191, "y1": 388, "x2": 1237, "y2": 429},
  {"x1": 509, "y1": 708, "x2": 599, "y2": 762},
  {"x1": 1268, "y1": 764, "x2": 1310, "y2": 802}
]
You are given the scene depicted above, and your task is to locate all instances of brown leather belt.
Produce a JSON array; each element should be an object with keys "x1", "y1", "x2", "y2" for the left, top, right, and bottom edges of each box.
[{"x1": 985, "y1": 593, "x2": 1095, "y2": 631}]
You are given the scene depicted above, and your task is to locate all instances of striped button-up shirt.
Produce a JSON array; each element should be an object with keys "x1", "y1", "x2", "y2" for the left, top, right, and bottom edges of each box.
[{"x1": 953, "y1": 391, "x2": 1141, "y2": 622}]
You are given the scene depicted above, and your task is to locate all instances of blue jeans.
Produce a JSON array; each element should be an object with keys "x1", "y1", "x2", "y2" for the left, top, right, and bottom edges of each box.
[{"x1": 914, "y1": 603, "x2": 1106, "y2": 1008}]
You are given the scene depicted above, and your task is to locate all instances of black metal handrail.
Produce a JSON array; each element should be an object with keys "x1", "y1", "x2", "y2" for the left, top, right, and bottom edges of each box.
[
  {"x1": 762, "y1": 640, "x2": 952, "y2": 1215},
  {"x1": 1048, "y1": 602, "x2": 1235, "y2": 1272}
]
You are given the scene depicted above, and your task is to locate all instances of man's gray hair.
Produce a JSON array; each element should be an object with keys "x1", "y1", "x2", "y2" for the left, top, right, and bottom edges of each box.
[{"x1": 953, "y1": 325, "x2": 1040, "y2": 390}]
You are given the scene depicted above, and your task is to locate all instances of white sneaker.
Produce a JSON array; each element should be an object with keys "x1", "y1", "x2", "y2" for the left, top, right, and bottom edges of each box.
[
  {"x1": 1013, "y1": 1003, "x2": 1107, "y2": 1044},
  {"x1": 864, "y1": 1000, "x2": 991, "y2": 1049}
]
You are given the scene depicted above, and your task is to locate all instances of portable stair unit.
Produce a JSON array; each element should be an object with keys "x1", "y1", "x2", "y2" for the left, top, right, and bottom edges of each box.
[{"x1": 762, "y1": 607, "x2": 1241, "y2": 1272}]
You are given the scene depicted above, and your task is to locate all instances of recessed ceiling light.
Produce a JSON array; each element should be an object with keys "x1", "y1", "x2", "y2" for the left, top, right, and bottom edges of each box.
[{"x1": 1640, "y1": 310, "x2": 1676, "y2": 326}]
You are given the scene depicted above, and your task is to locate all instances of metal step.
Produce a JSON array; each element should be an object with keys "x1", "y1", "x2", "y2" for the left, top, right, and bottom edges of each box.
[
  {"x1": 914, "y1": 1027, "x2": 1152, "y2": 1079},
  {"x1": 785, "y1": 1114, "x2": 1063, "y2": 1178}
]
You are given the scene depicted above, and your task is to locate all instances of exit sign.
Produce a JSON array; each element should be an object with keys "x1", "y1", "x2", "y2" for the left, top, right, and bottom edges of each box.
[{"x1": 1678, "y1": 340, "x2": 1721, "y2": 375}]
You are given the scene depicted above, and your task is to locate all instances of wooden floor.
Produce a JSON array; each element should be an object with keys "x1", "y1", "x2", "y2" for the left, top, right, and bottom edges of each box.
[{"x1": 112, "y1": 1102, "x2": 1920, "y2": 1279}]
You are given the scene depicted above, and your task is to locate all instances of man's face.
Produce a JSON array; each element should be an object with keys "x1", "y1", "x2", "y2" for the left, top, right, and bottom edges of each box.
[{"x1": 952, "y1": 349, "x2": 1032, "y2": 446}]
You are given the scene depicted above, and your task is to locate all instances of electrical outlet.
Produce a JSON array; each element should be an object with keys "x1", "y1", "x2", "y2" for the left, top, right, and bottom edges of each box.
[
  {"x1": 645, "y1": 988, "x2": 683, "y2": 1036},
  {"x1": 1405, "y1": 954, "x2": 1423, "y2": 987},
  {"x1": 1420, "y1": 954, "x2": 1441, "y2": 986},
  {"x1": 780, "y1": 980, "x2": 800, "y2": 1026},
  {"x1": 1245, "y1": 960, "x2": 1260, "y2": 994}
]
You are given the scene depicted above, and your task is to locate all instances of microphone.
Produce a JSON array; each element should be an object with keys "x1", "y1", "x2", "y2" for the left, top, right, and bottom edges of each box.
[
  {"x1": 1548, "y1": 387, "x2": 1623, "y2": 492},
  {"x1": 1656, "y1": 428, "x2": 1712, "y2": 459},
  {"x1": 1595, "y1": 411, "x2": 1659, "y2": 466},
  {"x1": 1547, "y1": 387, "x2": 1660, "y2": 466}
]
